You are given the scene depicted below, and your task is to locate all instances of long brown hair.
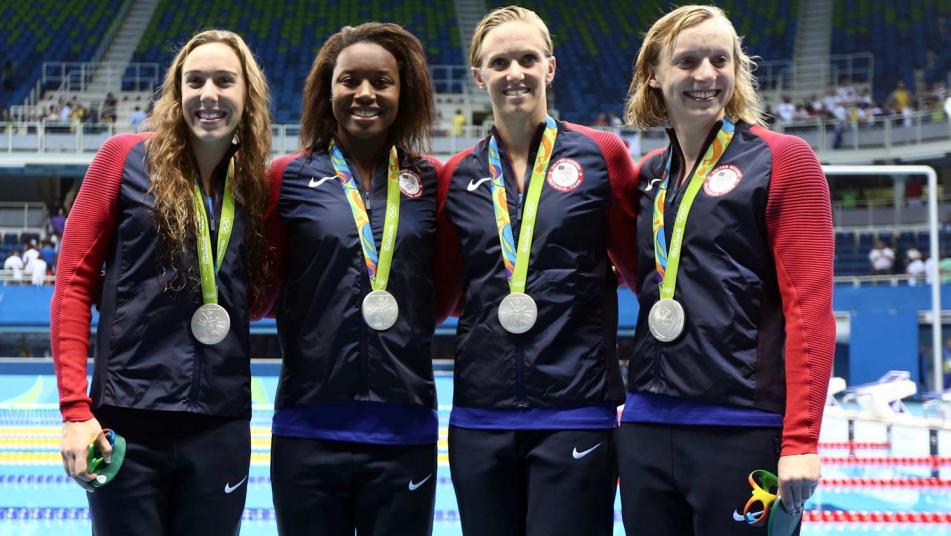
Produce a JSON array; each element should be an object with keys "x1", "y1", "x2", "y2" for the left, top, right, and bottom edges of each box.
[
  {"x1": 299, "y1": 22, "x2": 434, "y2": 155},
  {"x1": 145, "y1": 29, "x2": 272, "y2": 306},
  {"x1": 625, "y1": 4, "x2": 764, "y2": 129}
]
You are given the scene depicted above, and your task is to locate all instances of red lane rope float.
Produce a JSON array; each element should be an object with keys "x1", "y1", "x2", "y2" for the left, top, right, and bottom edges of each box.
[
  {"x1": 818, "y1": 441, "x2": 890, "y2": 449},
  {"x1": 821, "y1": 456, "x2": 951, "y2": 466},
  {"x1": 820, "y1": 477, "x2": 951, "y2": 488},
  {"x1": 804, "y1": 511, "x2": 951, "y2": 523}
]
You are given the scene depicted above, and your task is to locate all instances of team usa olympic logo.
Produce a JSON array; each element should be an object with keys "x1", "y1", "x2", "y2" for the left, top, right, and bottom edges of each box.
[
  {"x1": 398, "y1": 169, "x2": 423, "y2": 198},
  {"x1": 546, "y1": 158, "x2": 584, "y2": 192},
  {"x1": 704, "y1": 164, "x2": 743, "y2": 197}
]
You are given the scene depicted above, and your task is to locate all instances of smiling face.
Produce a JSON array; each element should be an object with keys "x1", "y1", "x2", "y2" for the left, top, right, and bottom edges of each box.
[
  {"x1": 180, "y1": 42, "x2": 246, "y2": 151},
  {"x1": 331, "y1": 41, "x2": 400, "y2": 150},
  {"x1": 649, "y1": 17, "x2": 735, "y2": 133},
  {"x1": 472, "y1": 21, "x2": 555, "y2": 125}
]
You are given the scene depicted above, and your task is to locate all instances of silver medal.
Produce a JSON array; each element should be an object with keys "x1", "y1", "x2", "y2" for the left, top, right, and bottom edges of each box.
[
  {"x1": 648, "y1": 298, "x2": 685, "y2": 342},
  {"x1": 190, "y1": 303, "x2": 231, "y2": 345},
  {"x1": 498, "y1": 292, "x2": 538, "y2": 334},
  {"x1": 362, "y1": 290, "x2": 399, "y2": 331}
]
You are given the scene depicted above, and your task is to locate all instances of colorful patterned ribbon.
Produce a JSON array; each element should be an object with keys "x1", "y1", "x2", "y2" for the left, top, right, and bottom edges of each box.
[
  {"x1": 191, "y1": 158, "x2": 235, "y2": 305},
  {"x1": 652, "y1": 118, "x2": 735, "y2": 300},
  {"x1": 329, "y1": 140, "x2": 400, "y2": 292},
  {"x1": 488, "y1": 116, "x2": 558, "y2": 293}
]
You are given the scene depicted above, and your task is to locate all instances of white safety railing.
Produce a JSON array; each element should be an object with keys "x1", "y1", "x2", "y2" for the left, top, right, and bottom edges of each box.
[
  {"x1": 1, "y1": 109, "x2": 948, "y2": 156},
  {"x1": 824, "y1": 165, "x2": 942, "y2": 392}
]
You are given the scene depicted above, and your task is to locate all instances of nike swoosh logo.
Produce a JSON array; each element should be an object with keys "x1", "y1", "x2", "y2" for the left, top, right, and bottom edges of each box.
[
  {"x1": 309, "y1": 176, "x2": 336, "y2": 188},
  {"x1": 408, "y1": 473, "x2": 432, "y2": 491},
  {"x1": 572, "y1": 442, "x2": 602, "y2": 459},
  {"x1": 224, "y1": 475, "x2": 248, "y2": 494},
  {"x1": 645, "y1": 178, "x2": 662, "y2": 191},
  {"x1": 467, "y1": 177, "x2": 492, "y2": 191}
]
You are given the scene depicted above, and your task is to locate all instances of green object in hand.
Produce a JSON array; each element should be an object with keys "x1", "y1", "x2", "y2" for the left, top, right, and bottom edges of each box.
[{"x1": 86, "y1": 429, "x2": 126, "y2": 489}]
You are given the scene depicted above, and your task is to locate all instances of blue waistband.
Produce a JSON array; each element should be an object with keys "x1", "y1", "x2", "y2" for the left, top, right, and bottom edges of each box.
[
  {"x1": 620, "y1": 392, "x2": 783, "y2": 427},
  {"x1": 272, "y1": 400, "x2": 438, "y2": 445},
  {"x1": 450, "y1": 403, "x2": 618, "y2": 430}
]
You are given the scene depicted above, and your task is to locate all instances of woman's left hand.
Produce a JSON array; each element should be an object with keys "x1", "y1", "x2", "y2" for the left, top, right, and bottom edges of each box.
[{"x1": 777, "y1": 453, "x2": 820, "y2": 514}]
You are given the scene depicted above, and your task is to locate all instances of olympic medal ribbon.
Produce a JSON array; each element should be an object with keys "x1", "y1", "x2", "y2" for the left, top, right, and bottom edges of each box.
[
  {"x1": 487, "y1": 116, "x2": 558, "y2": 293},
  {"x1": 191, "y1": 158, "x2": 236, "y2": 305},
  {"x1": 329, "y1": 140, "x2": 401, "y2": 292},
  {"x1": 652, "y1": 118, "x2": 735, "y2": 300}
]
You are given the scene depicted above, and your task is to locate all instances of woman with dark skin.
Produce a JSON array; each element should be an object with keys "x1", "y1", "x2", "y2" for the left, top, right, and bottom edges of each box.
[{"x1": 265, "y1": 23, "x2": 444, "y2": 535}]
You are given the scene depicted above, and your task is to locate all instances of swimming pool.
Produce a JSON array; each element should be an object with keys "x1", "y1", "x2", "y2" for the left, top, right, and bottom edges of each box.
[{"x1": 1, "y1": 361, "x2": 949, "y2": 535}]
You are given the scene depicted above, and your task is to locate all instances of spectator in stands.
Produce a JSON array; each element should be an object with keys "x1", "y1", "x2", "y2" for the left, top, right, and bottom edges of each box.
[
  {"x1": 452, "y1": 107, "x2": 466, "y2": 136},
  {"x1": 30, "y1": 254, "x2": 46, "y2": 286},
  {"x1": 2, "y1": 249, "x2": 23, "y2": 284},
  {"x1": 925, "y1": 253, "x2": 937, "y2": 285},
  {"x1": 39, "y1": 239, "x2": 56, "y2": 275},
  {"x1": 806, "y1": 93, "x2": 824, "y2": 117},
  {"x1": 51, "y1": 29, "x2": 273, "y2": 535},
  {"x1": 621, "y1": 5, "x2": 833, "y2": 534},
  {"x1": 69, "y1": 102, "x2": 85, "y2": 132},
  {"x1": 940, "y1": 251, "x2": 951, "y2": 284},
  {"x1": 265, "y1": 23, "x2": 444, "y2": 535},
  {"x1": 776, "y1": 94, "x2": 796, "y2": 123},
  {"x1": 440, "y1": 6, "x2": 638, "y2": 535},
  {"x1": 906, "y1": 247, "x2": 925, "y2": 284},
  {"x1": 129, "y1": 106, "x2": 146, "y2": 132},
  {"x1": 58, "y1": 99, "x2": 71, "y2": 123},
  {"x1": 885, "y1": 80, "x2": 914, "y2": 127},
  {"x1": 608, "y1": 111, "x2": 623, "y2": 134},
  {"x1": 868, "y1": 239, "x2": 895, "y2": 275},
  {"x1": 822, "y1": 89, "x2": 840, "y2": 119},
  {"x1": 835, "y1": 75, "x2": 857, "y2": 106},
  {"x1": 49, "y1": 207, "x2": 65, "y2": 236},
  {"x1": 101, "y1": 92, "x2": 117, "y2": 123},
  {"x1": 21, "y1": 240, "x2": 39, "y2": 275},
  {"x1": 906, "y1": 177, "x2": 924, "y2": 207}
]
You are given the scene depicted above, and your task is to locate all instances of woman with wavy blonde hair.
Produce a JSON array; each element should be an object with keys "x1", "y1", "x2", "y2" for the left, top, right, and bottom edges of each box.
[
  {"x1": 618, "y1": 6, "x2": 833, "y2": 535},
  {"x1": 51, "y1": 29, "x2": 272, "y2": 534}
]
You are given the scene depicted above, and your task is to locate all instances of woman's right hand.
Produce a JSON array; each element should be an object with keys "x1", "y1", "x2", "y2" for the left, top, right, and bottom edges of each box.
[{"x1": 61, "y1": 418, "x2": 111, "y2": 490}]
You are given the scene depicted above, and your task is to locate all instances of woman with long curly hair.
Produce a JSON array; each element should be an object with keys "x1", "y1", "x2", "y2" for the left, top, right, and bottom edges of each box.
[
  {"x1": 51, "y1": 29, "x2": 272, "y2": 535},
  {"x1": 264, "y1": 22, "x2": 445, "y2": 535}
]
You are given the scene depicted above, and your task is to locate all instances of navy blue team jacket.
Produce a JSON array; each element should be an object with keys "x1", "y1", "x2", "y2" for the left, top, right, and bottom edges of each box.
[
  {"x1": 440, "y1": 120, "x2": 638, "y2": 411},
  {"x1": 266, "y1": 147, "x2": 439, "y2": 413},
  {"x1": 53, "y1": 134, "x2": 254, "y2": 420}
]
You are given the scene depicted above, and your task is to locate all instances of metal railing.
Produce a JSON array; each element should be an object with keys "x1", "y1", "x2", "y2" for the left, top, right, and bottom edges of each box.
[{"x1": 2, "y1": 109, "x2": 948, "y2": 156}]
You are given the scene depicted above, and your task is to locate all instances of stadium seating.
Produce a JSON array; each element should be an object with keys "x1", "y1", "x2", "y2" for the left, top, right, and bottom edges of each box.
[
  {"x1": 0, "y1": 0, "x2": 122, "y2": 108},
  {"x1": 831, "y1": 0, "x2": 951, "y2": 104},
  {"x1": 485, "y1": 0, "x2": 799, "y2": 123},
  {"x1": 127, "y1": 0, "x2": 461, "y2": 123}
]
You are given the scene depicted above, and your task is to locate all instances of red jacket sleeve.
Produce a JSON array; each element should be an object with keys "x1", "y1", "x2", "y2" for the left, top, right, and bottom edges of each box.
[
  {"x1": 50, "y1": 134, "x2": 141, "y2": 422},
  {"x1": 755, "y1": 126, "x2": 835, "y2": 455},
  {"x1": 433, "y1": 150, "x2": 470, "y2": 322},
  {"x1": 256, "y1": 154, "x2": 299, "y2": 319},
  {"x1": 567, "y1": 124, "x2": 639, "y2": 289}
]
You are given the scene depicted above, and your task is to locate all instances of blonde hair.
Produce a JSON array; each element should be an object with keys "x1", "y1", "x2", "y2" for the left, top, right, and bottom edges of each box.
[
  {"x1": 469, "y1": 5, "x2": 553, "y2": 67},
  {"x1": 624, "y1": 4, "x2": 764, "y2": 129},
  {"x1": 145, "y1": 29, "x2": 273, "y2": 306}
]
